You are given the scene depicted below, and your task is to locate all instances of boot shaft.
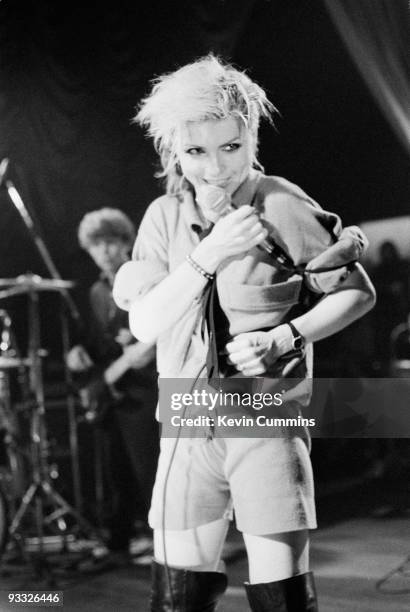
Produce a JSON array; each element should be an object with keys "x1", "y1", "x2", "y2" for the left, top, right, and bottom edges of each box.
[
  {"x1": 150, "y1": 561, "x2": 228, "y2": 612},
  {"x1": 245, "y1": 571, "x2": 318, "y2": 611}
]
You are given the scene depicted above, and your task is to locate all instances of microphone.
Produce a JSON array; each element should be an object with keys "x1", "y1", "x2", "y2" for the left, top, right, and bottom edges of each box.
[
  {"x1": 195, "y1": 184, "x2": 232, "y2": 222},
  {"x1": 0, "y1": 158, "x2": 9, "y2": 188},
  {"x1": 195, "y1": 184, "x2": 294, "y2": 269}
]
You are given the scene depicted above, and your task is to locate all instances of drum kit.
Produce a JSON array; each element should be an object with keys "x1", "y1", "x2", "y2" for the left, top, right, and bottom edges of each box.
[
  {"x1": 0, "y1": 273, "x2": 98, "y2": 572},
  {"x1": 0, "y1": 160, "x2": 102, "y2": 578}
]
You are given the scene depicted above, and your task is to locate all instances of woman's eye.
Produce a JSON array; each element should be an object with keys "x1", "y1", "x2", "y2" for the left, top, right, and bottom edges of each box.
[
  {"x1": 185, "y1": 147, "x2": 204, "y2": 156},
  {"x1": 223, "y1": 143, "x2": 241, "y2": 152}
]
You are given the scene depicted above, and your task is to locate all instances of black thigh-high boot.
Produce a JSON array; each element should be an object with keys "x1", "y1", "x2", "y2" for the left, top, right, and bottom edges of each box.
[
  {"x1": 245, "y1": 572, "x2": 318, "y2": 611},
  {"x1": 150, "y1": 561, "x2": 228, "y2": 612}
]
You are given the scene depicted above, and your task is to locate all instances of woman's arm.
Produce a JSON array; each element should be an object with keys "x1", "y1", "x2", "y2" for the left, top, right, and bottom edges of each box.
[
  {"x1": 126, "y1": 260, "x2": 210, "y2": 342},
  {"x1": 291, "y1": 264, "x2": 375, "y2": 342},
  {"x1": 115, "y1": 205, "x2": 267, "y2": 343},
  {"x1": 226, "y1": 264, "x2": 376, "y2": 376}
]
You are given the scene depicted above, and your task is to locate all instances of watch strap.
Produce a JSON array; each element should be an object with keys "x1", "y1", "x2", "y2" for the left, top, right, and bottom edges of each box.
[{"x1": 287, "y1": 321, "x2": 305, "y2": 350}]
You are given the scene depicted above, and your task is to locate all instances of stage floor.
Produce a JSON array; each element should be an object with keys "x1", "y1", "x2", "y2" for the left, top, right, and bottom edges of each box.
[
  {"x1": 1, "y1": 473, "x2": 410, "y2": 611},
  {"x1": 1, "y1": 515, "x2": 409, "y2": 611}
]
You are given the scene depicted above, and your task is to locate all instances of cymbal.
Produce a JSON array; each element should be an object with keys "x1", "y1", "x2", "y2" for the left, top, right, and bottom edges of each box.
[
  {"x1": 0, "y1": 274, "x2": 74, "y2": 294},
  {"x1": 0, "y1": 355, "x2": 31, "y2": 369}
]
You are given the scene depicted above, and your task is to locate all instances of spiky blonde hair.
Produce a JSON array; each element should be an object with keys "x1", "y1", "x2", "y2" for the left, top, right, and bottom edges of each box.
[{"x1": 134, "y1": 55, "x2": 277, "y2": 195}]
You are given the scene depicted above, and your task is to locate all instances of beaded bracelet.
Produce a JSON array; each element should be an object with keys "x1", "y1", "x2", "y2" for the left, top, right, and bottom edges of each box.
[{"x1": 186, "y1": 254, "x2": 214, "y2": 281}]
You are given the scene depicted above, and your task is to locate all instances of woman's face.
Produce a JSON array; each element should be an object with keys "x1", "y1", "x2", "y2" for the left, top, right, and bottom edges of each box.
[{"x1": 177, "y1": 117, "x2": 253, "y2": 198}]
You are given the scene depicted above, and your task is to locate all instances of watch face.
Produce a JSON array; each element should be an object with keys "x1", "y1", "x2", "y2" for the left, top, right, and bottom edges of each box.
[{"x1": 293, "y1": 336, "x2": 304, "y2": 350}]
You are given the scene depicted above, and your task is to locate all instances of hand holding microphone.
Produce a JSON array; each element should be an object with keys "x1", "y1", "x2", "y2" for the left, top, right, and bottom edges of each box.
[
  {"x1": 194, "y1": 184, "x2": 268, "y2": 267},
  {"x1": 195, "y1": 183, "x2": 293, "y2": 267}
]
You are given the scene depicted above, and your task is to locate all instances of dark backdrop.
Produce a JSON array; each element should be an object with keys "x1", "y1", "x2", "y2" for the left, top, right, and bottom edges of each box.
[{"x1": 0, "y1": 0, "x2": 408, "y2": 337}]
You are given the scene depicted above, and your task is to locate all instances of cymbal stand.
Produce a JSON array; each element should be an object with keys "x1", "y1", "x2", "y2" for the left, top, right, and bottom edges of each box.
[
  {"x1": 59, "y1": 299, "x2": 83, "y2": 513},
  {"x1": 8, "y1": 289, "x2": 99, "y2": 580}
]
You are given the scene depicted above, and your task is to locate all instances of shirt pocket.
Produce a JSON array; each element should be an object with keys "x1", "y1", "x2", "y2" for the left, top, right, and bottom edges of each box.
[{"x1": 219, "y1": 276, "x2": 302, "y2": 335}]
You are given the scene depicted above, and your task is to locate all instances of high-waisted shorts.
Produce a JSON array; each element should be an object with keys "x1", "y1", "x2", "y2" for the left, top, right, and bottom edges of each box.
[{"x1": 149, "y1": 435, "x2": 316, "y2": 535}]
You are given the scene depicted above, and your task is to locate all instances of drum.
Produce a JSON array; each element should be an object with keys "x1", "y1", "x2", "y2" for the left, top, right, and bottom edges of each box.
[
  {"x1": 0, "y1": 363, "x2": 28, "y2": 505},
  {"x1": 0, "y1": 309, "x2": 25, "y2": 437},
  {"x1": 0, "y1": 433, "x2": 27, "y2": 505},
  {"x1": 0, "y1": 309, "x2": 29, "y2": 504}
]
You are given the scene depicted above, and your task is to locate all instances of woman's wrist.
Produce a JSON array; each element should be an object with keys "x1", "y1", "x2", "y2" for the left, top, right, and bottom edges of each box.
[
  {"x1": 267, "y1": 324, "x2": 295, "y2": 357},
  {"x1": 186, "y1": 254, "x2": 214, "y2": 281},
  {"x1": 191, "y1": 239, "x2": 222, "y2": 273}
]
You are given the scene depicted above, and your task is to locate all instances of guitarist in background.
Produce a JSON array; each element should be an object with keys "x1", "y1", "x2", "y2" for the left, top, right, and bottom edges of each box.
[{"x1": 67, "y1": 208, "x2": 159, "y2": 563}]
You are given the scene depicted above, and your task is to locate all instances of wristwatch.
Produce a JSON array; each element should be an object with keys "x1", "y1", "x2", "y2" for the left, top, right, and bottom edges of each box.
[{"x1": 287, "y1": 322, "x2": 305, "y2": 351}]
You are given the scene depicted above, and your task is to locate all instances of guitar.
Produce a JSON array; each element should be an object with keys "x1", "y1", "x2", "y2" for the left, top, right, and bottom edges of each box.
[{"x1": 70, "y1": 341, "x2": 156, "y2": 424}]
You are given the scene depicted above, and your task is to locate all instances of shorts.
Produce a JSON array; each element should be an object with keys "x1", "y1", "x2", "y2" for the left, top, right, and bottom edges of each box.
[{"x1": 148, "y1": 435, "x2": 317, "y2": 535}]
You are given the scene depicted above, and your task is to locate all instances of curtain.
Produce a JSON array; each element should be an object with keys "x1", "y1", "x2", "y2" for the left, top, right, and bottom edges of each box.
[{"x1": 324, "y1": 0, "x2": 410, "y2": 155}]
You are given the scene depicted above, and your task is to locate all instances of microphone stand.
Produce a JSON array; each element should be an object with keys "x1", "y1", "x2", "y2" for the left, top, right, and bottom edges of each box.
[{"x1": 4, "y1": 179, "x2": 81, "y2": 323}]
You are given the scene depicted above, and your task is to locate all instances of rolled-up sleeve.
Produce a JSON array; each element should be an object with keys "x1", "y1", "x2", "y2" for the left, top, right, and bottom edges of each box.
[
  {"x1": 305, "y1": 224, "x2": 369, "y2": 294},
  {"x1": 290, "y1": 199, "x2": 368, "y2": 295},
  {"x1": 262, "y1": 178, "x2": 367, "y2": 295},
  {"x1": 113, "y1": 197, "x2": 169, "y2": 310}
]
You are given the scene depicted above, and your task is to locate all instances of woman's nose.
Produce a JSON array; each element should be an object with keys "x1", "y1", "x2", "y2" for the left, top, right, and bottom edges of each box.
[{"x1": 205, "y1": 153, "x2": 224, "y2": 176}]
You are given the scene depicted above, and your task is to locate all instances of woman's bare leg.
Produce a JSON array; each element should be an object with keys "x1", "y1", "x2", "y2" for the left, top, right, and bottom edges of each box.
[
  {"x1": 153, "y1": 518, "x2": 230, "y2": 571},
  {"x1": 243, "y1": 529, "x2": 309, "y2": 583}
]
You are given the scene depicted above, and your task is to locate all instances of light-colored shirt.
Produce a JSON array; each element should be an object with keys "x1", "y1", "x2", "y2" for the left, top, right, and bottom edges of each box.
[{"x1": 116, "y1": 170, "x2": 348, "y2": 386}]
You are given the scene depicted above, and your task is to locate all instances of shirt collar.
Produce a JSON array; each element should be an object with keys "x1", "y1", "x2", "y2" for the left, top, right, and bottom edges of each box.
[{"x1": 98, "y1": 270, "x2": 115, "y2": 288}]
